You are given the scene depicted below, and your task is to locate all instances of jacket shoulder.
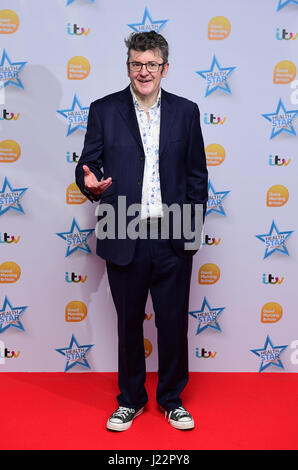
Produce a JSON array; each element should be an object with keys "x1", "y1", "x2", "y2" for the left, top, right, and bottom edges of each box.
[
  {"x1": 162, "y1": 89, "x2": 198, "y2": 111},
  {"x1": 91, "y1": 88, "x2": 129, "y2": 108}
]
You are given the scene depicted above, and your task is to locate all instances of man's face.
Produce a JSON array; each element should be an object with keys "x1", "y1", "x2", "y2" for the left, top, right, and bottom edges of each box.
[{"x1": 127, "y1": 48, "x2": 169, "y2": 101}]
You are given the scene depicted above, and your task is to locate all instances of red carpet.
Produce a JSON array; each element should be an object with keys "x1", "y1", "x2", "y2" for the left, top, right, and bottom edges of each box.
[{"x1": 0, "y1": 371, "x2": 296, "y2": 450}]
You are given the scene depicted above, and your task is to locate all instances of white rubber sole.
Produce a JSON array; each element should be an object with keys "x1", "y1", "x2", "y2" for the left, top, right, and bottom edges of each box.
[
  {"x1": 168, "y1": 417, "x2": 195, "y2": 430},
  {"x1": 106, "y1": 407, "x2": 144, "y2": 432}
]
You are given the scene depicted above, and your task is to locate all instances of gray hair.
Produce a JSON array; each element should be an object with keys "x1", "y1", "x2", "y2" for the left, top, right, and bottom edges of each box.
[{"x1": 124, "y1": 31, "x2": 169, "y2": 63}]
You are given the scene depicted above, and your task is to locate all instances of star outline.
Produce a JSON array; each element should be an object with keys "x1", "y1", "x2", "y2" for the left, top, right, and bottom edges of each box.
[
  {"x1": 251, "y1": 335, "x2": 288, "y2": 372},
  {"x1": 0, "y1": 49, "x2": 27, "y2": 90},
  {"x1": 189, "y1": 297, "x2": 225, "y2": 334},
  {"x1": 127, "y1": 7, "x2": 168, "y2": 33},
  {"x1": 255, "y1": 220, "x2": 293, "y2": 259},
  {"x1": 0, "y1": 176, "x2": 28, "y2": 215},
  {"x1": 262, "y1": 98, "x2": 298, "y2": 139},
  {"x1": 55, "y1": 334, "x2": 94, "y2": 372},
  {"x1": 0, "y1": 296, "x2": 27, "y2": 333},
  {"x1": 196, "y1": 54, "x2": 236, "y2": 97}
]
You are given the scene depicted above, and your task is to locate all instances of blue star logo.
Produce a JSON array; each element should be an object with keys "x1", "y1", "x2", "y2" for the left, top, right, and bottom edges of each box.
[
  {"x1": 66, "y1": 0, "x2": 94, "y2": 5},
  {"x1": 55, "y1": 334, "x2": 94, "y2": 372},
  {"x1": 196, "y1": 55, "x2": 236, "y2": 97},
  {"x1": 255, "y1": 220, "x2": 293, "y2": 259},
  {"x1": 206, "y1": 179, "x2": 230, "y2": 216},
  {"x1": 251, "y1": 335, "x2": 288, "y2": 372},
  {"x1": 57, "y1": 94, "x2": 89, "y2": 136},
  {"x1": 277, "y1": 0, "x2": 298, "y2": 11},
  {"x1": 0, "y1": 177, "x2": 28, "y2": 215},
  {"x1": 56, "y1": 217, "x2": 94, "y2": 257},
  {"x1": 0, "y1": 49, "x2": 27, "y2": 90},
  {"x1": 189, "y1": 297, "x2": 225, "y2": 334},
  {"x1": 0, "y1": 296, "x2": 27, "y2": 333},
  {"x1": 127, "y1": 7, "x2": 168, "y2": 33},
  {"x1": 262, "y1": 99, "x2": 298, "y2": 139}
]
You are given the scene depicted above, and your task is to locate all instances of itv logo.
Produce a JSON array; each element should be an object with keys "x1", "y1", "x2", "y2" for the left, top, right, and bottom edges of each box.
[
  {"x1": 0, "y1": 340, "x2": 20, "y2": 364},
  {"x1": 202, "y1": 234, "x2": 221, "y2": 246},
  {"x1": 195, "y1": 347, "x2": 217, "y2": 359},
  {"x1": 67, "y1": 23, "x2": 90, "y2": 36},
  {"x1": 66, "y1": 151, "x2": 80, "y2": 163},
  {"x1": 204, "y1": 113, "x2": 226, "y2": 125},
  {"x1": 262, "y1": 273, "x2": 284, "y2": 285},
  {"x1": 0, "y1": 232, "x2": 20, "y2": 244},
  {"x1": 65, "y1": 272, "x2": 87, "y2": 283},
  {"x1": 268, "y1": 154, "x2": 291, "y2": 166},
  {"x1": 0, "y1": 108, "x2": 20, "y2": 120}
]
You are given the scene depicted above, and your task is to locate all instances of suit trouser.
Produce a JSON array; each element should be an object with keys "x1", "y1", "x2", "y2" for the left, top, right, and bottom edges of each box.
[{"x1": 106, "y1": 226, "x2": 193, "y2": 412}]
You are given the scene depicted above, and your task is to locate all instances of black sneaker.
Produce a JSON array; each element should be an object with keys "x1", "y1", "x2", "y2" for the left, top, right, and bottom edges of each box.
[
  {"x1": 165, "y1": 406, "x2": 195, "y2": 430},
  {"x1": 106, "y1": 406, "x2": 144, "y2": 431}
]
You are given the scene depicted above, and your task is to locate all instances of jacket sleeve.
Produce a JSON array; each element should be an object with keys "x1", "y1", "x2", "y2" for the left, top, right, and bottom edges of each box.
[
  {"x1": 75, "y1": 101, "x2": 104, "y2": 202},
  {"x1": 186, "y1": 103, "x2": 208, "y2": 220}
]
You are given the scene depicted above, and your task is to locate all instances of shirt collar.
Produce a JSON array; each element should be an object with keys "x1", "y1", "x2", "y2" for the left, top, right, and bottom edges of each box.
[{"x1": 130, "y1": 85, "x2": 161, "y2": 111}]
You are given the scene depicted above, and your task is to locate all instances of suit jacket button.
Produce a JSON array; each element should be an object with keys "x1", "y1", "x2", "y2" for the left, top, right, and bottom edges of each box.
[
  {"x1": 138, "y1": 180, "x2": 142, "y2": 185},
  {"x1": 140, "y1": 156, "x2": 145, "y2": 161}
]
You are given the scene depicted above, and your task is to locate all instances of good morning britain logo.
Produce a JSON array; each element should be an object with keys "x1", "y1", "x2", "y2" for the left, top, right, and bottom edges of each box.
[
  {"x1": 198, "y1": 263, "x2": 220, "y2": 285},
  {"x1": 266, "y1": 185, "x2": 289, "y2": 207},
  {"x1": 273, "y1": 60, "x2": 296, "y2": 84},
  {"x1": 65, "y1": 301, "x2": 87, "y2": 322},
  {"x1": 0, "y1": 10, "x2": 19, "y2": 34},
  {"x1": 205, "y1": 144, "x2": 226, "y2": 166},
  {"x1": 66, "y1": 183, "x2": 87, "y2": 204},
  {"x1": 67, "y1": 56, "x2": 90, "y2": 80},
  {"x1": 207, "y1": 16, "x2": 231, "y2": 40},
  {"x1": 0, "y1": 262, "x2": 21, "y2": 284},
  {"x1": 260, "y1": 302, "x2": 283, "y2": 324},
  {"x1": 0, "y1": 140, "x2": 21, "y2": 162}
]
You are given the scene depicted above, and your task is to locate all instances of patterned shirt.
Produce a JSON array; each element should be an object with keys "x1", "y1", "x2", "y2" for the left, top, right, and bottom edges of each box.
[{"x1": 130, "y1": 86, "x2": 163, "y2": 220}]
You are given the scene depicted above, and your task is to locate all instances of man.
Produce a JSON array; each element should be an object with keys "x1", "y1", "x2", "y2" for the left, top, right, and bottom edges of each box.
[{"x1": 75, "y1": 31, "x2": 208, "y2": 431}]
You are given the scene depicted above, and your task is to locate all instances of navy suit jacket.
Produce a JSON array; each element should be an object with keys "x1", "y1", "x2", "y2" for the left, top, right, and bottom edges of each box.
[{"x1": 75, "y1": 85, "x2": 208, "y2": 265}]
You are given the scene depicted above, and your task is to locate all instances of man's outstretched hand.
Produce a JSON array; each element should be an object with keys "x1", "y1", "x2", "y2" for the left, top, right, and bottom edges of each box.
[{"x1": 83, "y1": 165, "x2": 112, "y2": 195}]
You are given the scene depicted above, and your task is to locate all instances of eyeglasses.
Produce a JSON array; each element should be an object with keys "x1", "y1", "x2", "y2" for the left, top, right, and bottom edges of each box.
[{"x1": 127, "y1": 61, "x2": 166, "y2": 73}]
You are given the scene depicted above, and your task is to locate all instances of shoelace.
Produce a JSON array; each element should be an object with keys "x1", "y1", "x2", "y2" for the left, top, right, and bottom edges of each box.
[
  {"x1": 112, "y1": 407, "x2": 135, "y2": 419},
  {"x1": 169, "y1": 406, "x2": 189, "y2": 419}
]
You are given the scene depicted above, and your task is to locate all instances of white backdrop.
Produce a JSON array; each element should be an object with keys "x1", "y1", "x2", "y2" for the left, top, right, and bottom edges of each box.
[{"x1": 1, "y1": 0, "x2": 298, "y2": 373}]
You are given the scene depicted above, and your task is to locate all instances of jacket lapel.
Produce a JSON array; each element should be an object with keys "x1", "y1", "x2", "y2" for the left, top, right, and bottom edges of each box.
[
  {"x1": 117, "y1": 86, "x2": 143, "y2": 151},
  {"x1": 159, "y1": 88, "x2": 176, "y2": 158},
  {"x1": 117, "y1": 86, "x2": 176, "y2": 157}
]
